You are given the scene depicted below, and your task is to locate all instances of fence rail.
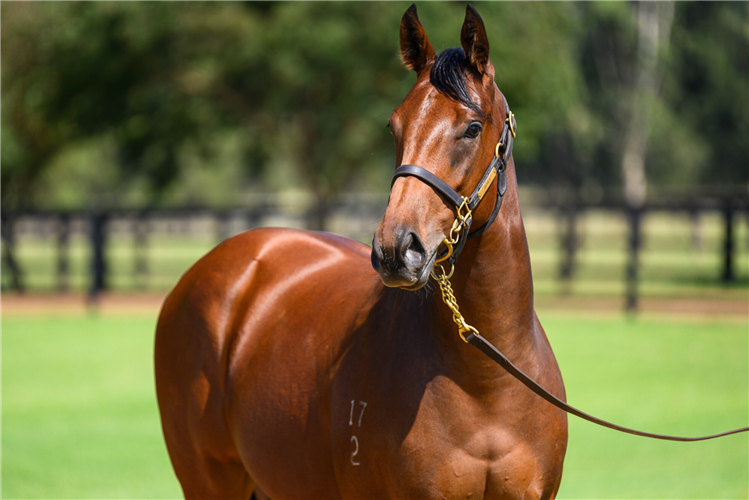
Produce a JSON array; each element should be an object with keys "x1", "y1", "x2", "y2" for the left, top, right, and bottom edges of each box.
[{"x1": 2, "y1": 193, "x2": 747, "y2": 311}]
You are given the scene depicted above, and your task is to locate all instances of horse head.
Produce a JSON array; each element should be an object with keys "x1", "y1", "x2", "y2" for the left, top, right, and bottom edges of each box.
[{"x1": 372, "y1": 4, "x2": 512, "y2": 290}]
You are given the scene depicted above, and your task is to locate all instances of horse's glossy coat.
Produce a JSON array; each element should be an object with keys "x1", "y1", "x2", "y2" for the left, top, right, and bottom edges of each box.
[{"x1": 155, "y1": 5, "x2": 568, "y2": 499}]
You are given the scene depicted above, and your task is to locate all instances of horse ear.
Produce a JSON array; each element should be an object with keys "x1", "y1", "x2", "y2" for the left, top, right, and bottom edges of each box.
[
  {"x1": 460, "y1": 4, "x2": 491, "y2": 76},
  {"x1": 400, "y1": 4, "x2": 436, "y2": 73}
]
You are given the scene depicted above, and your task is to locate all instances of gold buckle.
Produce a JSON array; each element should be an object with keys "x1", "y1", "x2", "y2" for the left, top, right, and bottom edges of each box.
[
  {"x1": 435, "y1": 197, "x2": 472, "y2": 264},
  {"x1": 434, "y1": 243, "x2": 454, "y2": 264},
  {"x1": 456, "y1": 197, "x2": 471, "y2": 224},
  {"x1": 506, "y1": 112, "x2": 516, "y2": 138},
  {"x1": 430, "y1": 262, "x2": 454, "y2": 281}
]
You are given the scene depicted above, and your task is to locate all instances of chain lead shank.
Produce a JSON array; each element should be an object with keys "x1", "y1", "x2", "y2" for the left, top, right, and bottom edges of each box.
[{"x1": 430, "y1": 197, "x2": 477, "y2": 343}]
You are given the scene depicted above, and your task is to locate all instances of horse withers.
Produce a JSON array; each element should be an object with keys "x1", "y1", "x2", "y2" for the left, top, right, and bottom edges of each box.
[{"x1": 155, "y1": 5, "x2": 568, "y2": 499}]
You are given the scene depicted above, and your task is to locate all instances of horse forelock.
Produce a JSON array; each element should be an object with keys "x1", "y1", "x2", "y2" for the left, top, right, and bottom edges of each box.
[{"x1": 429, "y1": 48, "x2": 485, "y2": 116}]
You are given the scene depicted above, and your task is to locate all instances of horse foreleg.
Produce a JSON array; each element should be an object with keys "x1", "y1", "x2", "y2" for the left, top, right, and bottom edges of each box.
[{"x1": 171, "y1": 450, "x2": 255, "y2": 500}]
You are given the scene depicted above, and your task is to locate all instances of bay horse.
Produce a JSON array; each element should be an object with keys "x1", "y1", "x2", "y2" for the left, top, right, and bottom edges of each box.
[{"x1": 155, "y1": 4, "x2": 568, "y2": 499}]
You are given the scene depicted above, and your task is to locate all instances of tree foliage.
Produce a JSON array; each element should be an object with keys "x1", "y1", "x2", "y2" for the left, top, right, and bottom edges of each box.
[{"x1": 2, "y1": 2, "x2": 746, "y2": 221}]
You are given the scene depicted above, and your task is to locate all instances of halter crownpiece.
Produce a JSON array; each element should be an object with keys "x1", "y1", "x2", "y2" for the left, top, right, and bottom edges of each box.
[{"x1": 391, "y1": 93, "x2": 515, "y2": 267}]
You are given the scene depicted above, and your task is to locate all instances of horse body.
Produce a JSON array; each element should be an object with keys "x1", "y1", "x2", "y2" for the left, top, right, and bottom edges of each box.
[
  {"x1": 156, "y1": 5, "x2": 568, "y2": 499},
  {"x1": 157, "y1": 227, "x2": 565, "y2": 500}
]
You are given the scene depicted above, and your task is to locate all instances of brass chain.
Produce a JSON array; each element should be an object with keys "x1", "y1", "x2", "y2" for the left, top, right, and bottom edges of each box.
[
  {"x1": 432, "y1": 264, "x2": 479, "y2": 343},
  {"x1": 447, "y1": 198, "x2": 473, "y2": 245},
  {"x1": 430, "y1": 196, "x2": 478, "y2": 343}
]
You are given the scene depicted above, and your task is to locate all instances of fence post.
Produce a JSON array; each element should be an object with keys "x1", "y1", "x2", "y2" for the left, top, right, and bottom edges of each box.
[
  {"x1": 625, "y1": 207, "x2": 642, "y2": 313},
  {"x1": 133, "y1": 212, "x2": 149, "y2": 290},
  {"x1": 722, "y1": 200, "x2": 734, "y2": 283},
  {"x1": 1, "y1": 212, "x2": 24, "y2": 292},
  {"x1": 689, "y1": 208, "x2": 702, "y2": 251},
  {"x1": 88, "y1": 211, "x2": 108, "y2": 303},
  {"x1": 57, "y1": 214, "x2": 70, "y2": 292},
  {"x1": 216, "y1": 211, "x2": 230, "y2": 243},
  {"x1": 558, "y1": 205, "x2": 578, "y2": 294}
]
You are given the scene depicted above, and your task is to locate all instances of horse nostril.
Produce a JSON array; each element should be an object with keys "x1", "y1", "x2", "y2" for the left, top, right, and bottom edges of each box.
[
  {"x1": 371, "y1": 239, "x2": 384, "y2": 272},
  {"x1": 400, "y1": 232, "x2": 427, "y2": 269},
  {"x1": 372, "y1": 229, "x2": 426, "y2": 278}
]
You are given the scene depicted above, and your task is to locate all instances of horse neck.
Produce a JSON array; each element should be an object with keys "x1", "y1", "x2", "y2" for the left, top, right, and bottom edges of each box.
[{"x1": 430, "y1": 160, "x2": 538, "y2": 378}]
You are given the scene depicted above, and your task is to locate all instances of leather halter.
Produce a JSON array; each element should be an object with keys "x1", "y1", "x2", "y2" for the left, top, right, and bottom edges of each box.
[{"x1": 391, "y1": 93, "x2": 515, "y2": 266}]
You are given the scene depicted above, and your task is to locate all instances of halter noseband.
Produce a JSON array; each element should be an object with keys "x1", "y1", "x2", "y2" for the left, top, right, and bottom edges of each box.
[{"x1": 390, "y1": 94, "x2": 516, "y2": 267}]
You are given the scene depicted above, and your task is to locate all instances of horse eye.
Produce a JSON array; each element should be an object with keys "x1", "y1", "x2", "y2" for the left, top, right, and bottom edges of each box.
[{"x1": 463, "y1": 123, "x2": 482, "y2": 139}]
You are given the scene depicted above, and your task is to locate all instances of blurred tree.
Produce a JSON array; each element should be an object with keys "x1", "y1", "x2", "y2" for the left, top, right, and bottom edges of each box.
[
  {"x1": 665, "y1": 2, "x2": 749, "y2": 193},
  {"x1": 2, "y1": 2, "x2": 213, "y2": 209},
  {"x1": 1, "y1": 2, "x2": 408, "y2": 220},
  {"x1": 2, "y1": 2, "x2": 746, "y2": 223},
  {"x1": 215, "y1": 2, "x2": 410, "y2": 229},
  {"x1": 620, "y1": 1, "x2": 674, "y2": 209},
  {"x1": 561, "y1": 1, "x2": 747, "y2": 201}
]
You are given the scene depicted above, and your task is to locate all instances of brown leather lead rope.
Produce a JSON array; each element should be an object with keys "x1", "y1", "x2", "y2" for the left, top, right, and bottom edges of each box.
[{"x1": 465, "y1": 331, "x2": 749, "y2": 441}]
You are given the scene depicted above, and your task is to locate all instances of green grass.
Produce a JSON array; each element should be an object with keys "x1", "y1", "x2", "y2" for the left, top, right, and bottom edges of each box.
[
  {"x1": 544, "y1": 314, "x2": 749, "y2": 499},
  {"x1": 2, "y1": 312, "x2": 747, "y2": 498},
  {"x1": 1, "y1": 315, "x2": 182, "y2": 499}
]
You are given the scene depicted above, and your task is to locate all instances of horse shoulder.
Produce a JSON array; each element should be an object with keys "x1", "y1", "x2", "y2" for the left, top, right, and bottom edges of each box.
[{"x1": 161, "y1": 227, "x2": 381, "y2": 499}]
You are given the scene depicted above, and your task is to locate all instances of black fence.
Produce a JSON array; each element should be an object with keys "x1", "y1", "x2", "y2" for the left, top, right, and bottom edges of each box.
[
  {"x1": 2, "y1": 192, "x2": 747, "y2": 311},
  {"x1": 545, "y1": 193, "x2": 748, "y2": 311},
  {"x1": 1, "y1": 196, "x2": 384, "y2": 298}
]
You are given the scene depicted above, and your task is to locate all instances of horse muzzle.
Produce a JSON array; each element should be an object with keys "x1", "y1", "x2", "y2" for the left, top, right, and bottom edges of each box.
[{"x1": 371, "y1": 226, "x2": 434, "y2": 289}]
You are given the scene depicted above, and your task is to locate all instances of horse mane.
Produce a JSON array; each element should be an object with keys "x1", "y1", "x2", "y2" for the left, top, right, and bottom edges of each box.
[{"x1": 429, "y1": 48, "x2": 484, "y2": 115}]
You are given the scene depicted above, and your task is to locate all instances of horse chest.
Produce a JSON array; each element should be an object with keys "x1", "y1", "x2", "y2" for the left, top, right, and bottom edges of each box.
[{"x1": 331, "y1": 371, "x2": 554, "y2": 499}]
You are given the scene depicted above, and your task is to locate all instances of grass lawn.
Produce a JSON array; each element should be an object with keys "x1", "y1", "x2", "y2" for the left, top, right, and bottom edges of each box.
[
  {"x1": 2, "y1": 312, "x2": 747, "y2": 499},
  {"x1": 544, "y1": 315, "x2": 749, "y2": 499},
  {"x1": 1, "y1": 315, "x2": 182, "y2": 499}
]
